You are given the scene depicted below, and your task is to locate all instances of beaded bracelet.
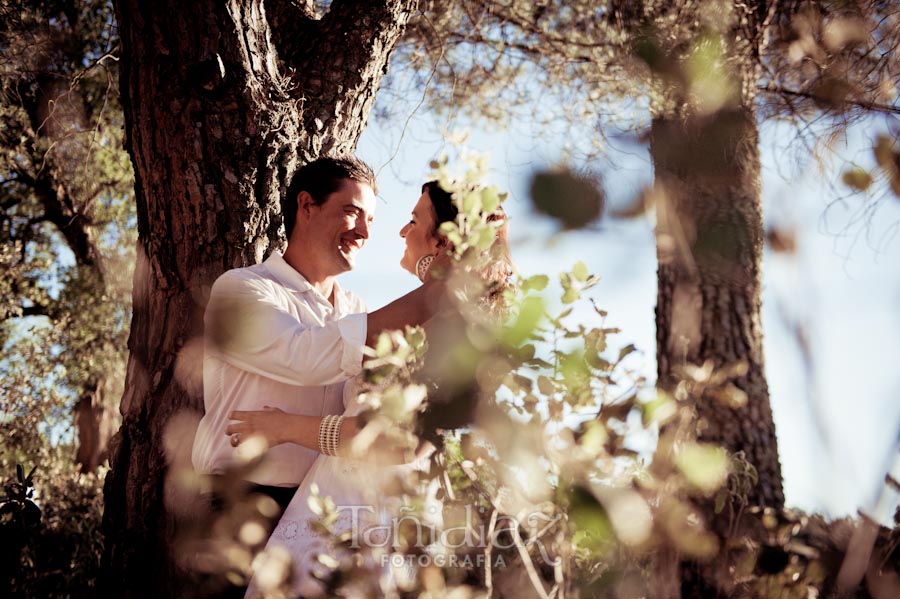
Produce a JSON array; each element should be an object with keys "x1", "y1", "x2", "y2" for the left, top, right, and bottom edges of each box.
[{"x1": 318, "y1": 414, "x2": 344, "y2": 456}]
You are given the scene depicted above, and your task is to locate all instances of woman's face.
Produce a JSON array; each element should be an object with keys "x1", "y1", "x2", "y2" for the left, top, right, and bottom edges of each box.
[{"x1": 399, "y1": 191, "x2": 442, "y2": 275}]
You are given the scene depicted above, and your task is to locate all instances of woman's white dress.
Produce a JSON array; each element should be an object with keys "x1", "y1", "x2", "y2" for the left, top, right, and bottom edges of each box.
[{"x1": 245, "y1": 378, "x2": 432, "y2": 598}]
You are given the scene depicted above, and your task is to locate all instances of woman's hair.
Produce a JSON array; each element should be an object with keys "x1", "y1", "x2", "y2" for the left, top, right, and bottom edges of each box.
[{"x1": 421, "y1": 181, "x2": 514, "y2": 312}]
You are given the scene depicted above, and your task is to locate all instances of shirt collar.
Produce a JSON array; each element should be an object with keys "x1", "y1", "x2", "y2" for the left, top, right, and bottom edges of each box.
[{"x1": 263, "y1": 252, "x2": 350, "y2": 309}]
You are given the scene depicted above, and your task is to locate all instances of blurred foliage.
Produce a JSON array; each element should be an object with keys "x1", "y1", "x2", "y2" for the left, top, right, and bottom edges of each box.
[
  {"x1": 0, "y1": 461, "x2": 105, "y2": 598},
  {"x1": 183, "y1": 167, "x2": 896, "y2": 598},
  {"x1": 0, "y1": 1, "x2": 897, "y2": 597},
  {"x1": 0, "y1": 0, "x2": 134, "y2": 471},
  {"x1": 386, "y1": 0, "x2": 900, "y2": 216},
  {"x1": 529, "y1": 168, "x2": 604, "y2": 230},
  {"x1": 0, "y1": 0, "x2": 133, "y2": 595}
]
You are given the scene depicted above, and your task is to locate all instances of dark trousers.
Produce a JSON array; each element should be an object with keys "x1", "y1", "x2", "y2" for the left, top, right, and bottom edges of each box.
[
  {"x1": 202, "y1": 479, "x2": 299, "y2": 598},
  {"x1": 207, "y1": 479, "x2": 299, "y2": 515}
]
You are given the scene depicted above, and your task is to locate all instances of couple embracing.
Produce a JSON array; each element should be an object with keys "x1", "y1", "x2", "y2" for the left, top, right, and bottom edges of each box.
[{"x1": 191, "y1": 156, "x2": 513, "y2": 597}]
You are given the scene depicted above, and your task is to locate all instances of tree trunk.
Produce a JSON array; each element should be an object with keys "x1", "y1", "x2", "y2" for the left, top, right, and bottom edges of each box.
[
  {"x1": 646, "y1": 3, "x2": 782, "y2": 595},
  {"x1": 651, "y1": 100, "x2": 783, "y2": 599},
  {"x1": 101, "y1": 0, "x2": 416, "y2": 595},
  {"x1": 75, "y1": 378, "x2": 115, "y2": 473},
  {"x1": 652, "y1": 104, "x2": 783, "y2": 512}
]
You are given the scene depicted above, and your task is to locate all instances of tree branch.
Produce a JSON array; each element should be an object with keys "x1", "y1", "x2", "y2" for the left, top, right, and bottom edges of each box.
[
  {"x1": 760, "y1": 83, "x2": 900, "y2": 116},
  {"x1": 287, "y1": 0, "x2": 419, "y2": 154},
  {"x1": 20, "y1": 304, "x2": 53, "y2": 318},
  {"x1": 31, "y1": 171, "x2": 105, "y2": 278},
  {"x1": 313, "y1": 0, "x2": 420, "y2": 79},
  {"x1": 1, "y1": 281, "x2": 57, "y2": 322},
  {"x1": 265, "y1": 0, "x2": 318, "y2": 69}
]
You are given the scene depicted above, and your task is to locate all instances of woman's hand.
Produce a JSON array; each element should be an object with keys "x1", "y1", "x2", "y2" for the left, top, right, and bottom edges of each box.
[{"x1": 225, "y1": 406, "x2": 289, "y2": 448}]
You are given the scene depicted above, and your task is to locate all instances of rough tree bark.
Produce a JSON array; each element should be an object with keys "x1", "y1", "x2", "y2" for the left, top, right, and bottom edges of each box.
[
  {"x1": 101, "y1": 0, "x2": 417, "y2": 595},
  {"x1": 650, "y1": 0, "x2": 783, "y2": 514},
  {"x1": 649, "y1": 3, "x2": 782, "y2": 598},
  {"x1": 652, "y1": 104, "x2": 783, "y2": 511}
]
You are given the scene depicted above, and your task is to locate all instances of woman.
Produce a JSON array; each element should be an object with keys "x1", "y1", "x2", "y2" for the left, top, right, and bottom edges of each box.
[{"x1": 230, "y1": 181, "x2": 513, "y2": 597}]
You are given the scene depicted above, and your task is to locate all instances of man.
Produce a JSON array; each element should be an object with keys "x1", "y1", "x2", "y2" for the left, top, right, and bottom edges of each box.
[{"x1": 191, "y1": 156, "x2": 443, "y2": 512}]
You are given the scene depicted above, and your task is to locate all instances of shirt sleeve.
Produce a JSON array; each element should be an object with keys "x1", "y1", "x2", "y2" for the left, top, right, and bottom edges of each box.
[{"x1": 205, "y1": 271, "x2": 366, "y2": 386}]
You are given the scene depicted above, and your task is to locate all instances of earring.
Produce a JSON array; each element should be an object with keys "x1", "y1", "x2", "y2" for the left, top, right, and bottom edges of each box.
[{"x1": 415, "y1": 254, "x2": 435, "y2": 282}]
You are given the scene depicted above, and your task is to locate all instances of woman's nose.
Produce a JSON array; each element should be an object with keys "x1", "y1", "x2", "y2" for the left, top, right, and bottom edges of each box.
[{"x1": 399, "y1": 223, "x2": 409, "y2": 237}]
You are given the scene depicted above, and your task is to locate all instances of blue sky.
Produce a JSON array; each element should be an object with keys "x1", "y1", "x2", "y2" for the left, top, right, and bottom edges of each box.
[{"x1": 343, "y1": 102, "x2": 900, "y2": 520}]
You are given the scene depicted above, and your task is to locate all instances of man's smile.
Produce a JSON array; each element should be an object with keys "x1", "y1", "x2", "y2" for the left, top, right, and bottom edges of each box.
[{"x1": 338, "y1": 237, "x2": 363, "y2": 256}]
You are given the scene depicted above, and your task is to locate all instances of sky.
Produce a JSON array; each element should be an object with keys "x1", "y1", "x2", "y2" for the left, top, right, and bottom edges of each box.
[{"x1": 341, "y1": 98, "x2": 900, "y2": 520}]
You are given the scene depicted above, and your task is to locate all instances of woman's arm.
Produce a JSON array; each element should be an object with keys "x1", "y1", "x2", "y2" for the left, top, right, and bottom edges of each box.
[
  {"x1": 224, "y1": 408, "x2": 427, "y2": 464},
  {"x1": 225, "y1": 407, "x2": 359, "y2": 453}
]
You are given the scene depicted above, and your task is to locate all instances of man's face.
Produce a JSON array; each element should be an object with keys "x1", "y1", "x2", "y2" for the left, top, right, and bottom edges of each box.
[{"x1": 298, "y1": 178, "x2": 376, "y2": 277}]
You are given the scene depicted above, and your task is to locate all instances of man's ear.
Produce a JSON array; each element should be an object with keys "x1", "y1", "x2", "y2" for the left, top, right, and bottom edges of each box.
[{"x1": 297, "y1": 190, "x2": 316, "y2": 222}]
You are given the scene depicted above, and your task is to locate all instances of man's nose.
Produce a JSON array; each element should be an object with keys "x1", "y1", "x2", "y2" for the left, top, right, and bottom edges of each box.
[{"x1": 355, "y1": 217, "x2": 370, "y2": 239}]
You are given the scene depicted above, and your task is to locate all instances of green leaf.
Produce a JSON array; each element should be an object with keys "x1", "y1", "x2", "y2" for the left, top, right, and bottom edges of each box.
[
  {"x1": 841, "y1": 168, "x2": 873, "y2": 191},
  {"x1": 874, "y1": 135, "x2": 895, "y2": 169},
  {"x1": 515, "y1": 344, "x2": 536, "y2": 361},
  {"x1": 562, "y1": 287, "x2": 579, "y2": 304},
  {"x1": 586, "y1": 329, "x2": 607, "y2": 354},
  {"x1": 714, "y1": 489, "x2": 728, "y2": 514},
  {"x1": 560, "y1": 351, "x2": 591, "y2": 391},
  {"x1": 521, "y1": 274, "x2": 549, "y2": 293},
  {"x1": 374, "y1": 332, "x2": 392, "y2": 357},
  {"x1": 504, "y1": 296, "x2": 546, "y2": 347},
  {"x1": 481, "y1": 187, "x2": 500, "y2": 213},
  {"x1": 579, "y1": 421, "x2": 609, "y2": 453},
  {"x1": 537, "y1": 375, "x2": 556, "y2": 395},
  {"x1": 527, "y1": 358, "x2": 554, "y2": 369},
  {"x1": 676, "y1": 443, "x2": 729, "y2": 494},
  {"x1": 617, "y1": 344, "x2": 636, "y2": 363},
  {"x1": 572, "y1": 261, "x2": 589, "y2": 282},
  {"x1": 474, "y1": 226, "x2": 496, "y2": 250},
  {"x1": 640, "y1": 393, "x2": 676, "y2": 426},
  {"x1": 460, "y1": 190, "x2": 481, "y2": 214},
  {"x1": 568, "y1": 485, "x2": 615, "y2": 556}
]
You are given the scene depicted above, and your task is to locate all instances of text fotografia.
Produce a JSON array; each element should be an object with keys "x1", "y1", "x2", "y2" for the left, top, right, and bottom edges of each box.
[
  {"x1": 329, "y1": 504, "x2": 562, "y2": 566},
  {"x1": 382, "y1": 552, "x2": 507, "y2": 569}
]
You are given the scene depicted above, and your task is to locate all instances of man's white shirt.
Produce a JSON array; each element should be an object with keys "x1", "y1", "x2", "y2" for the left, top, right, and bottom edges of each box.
[{"x1": 191, "y1": 252, "x2": 367, "y2": 487}]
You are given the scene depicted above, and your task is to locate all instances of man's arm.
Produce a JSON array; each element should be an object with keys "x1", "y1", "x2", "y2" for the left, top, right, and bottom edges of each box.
[
  {"x1": 208, "y1": 259, "x2": 448, "y2": 385},
  {"x1": 206, "y1": 271, "x2": 367, "y2": 386}
]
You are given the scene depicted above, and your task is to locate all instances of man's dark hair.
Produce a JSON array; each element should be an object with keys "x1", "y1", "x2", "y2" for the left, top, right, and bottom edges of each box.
[{"x1": 283, "y1": 156, "x2": 377, "y2": 239}]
